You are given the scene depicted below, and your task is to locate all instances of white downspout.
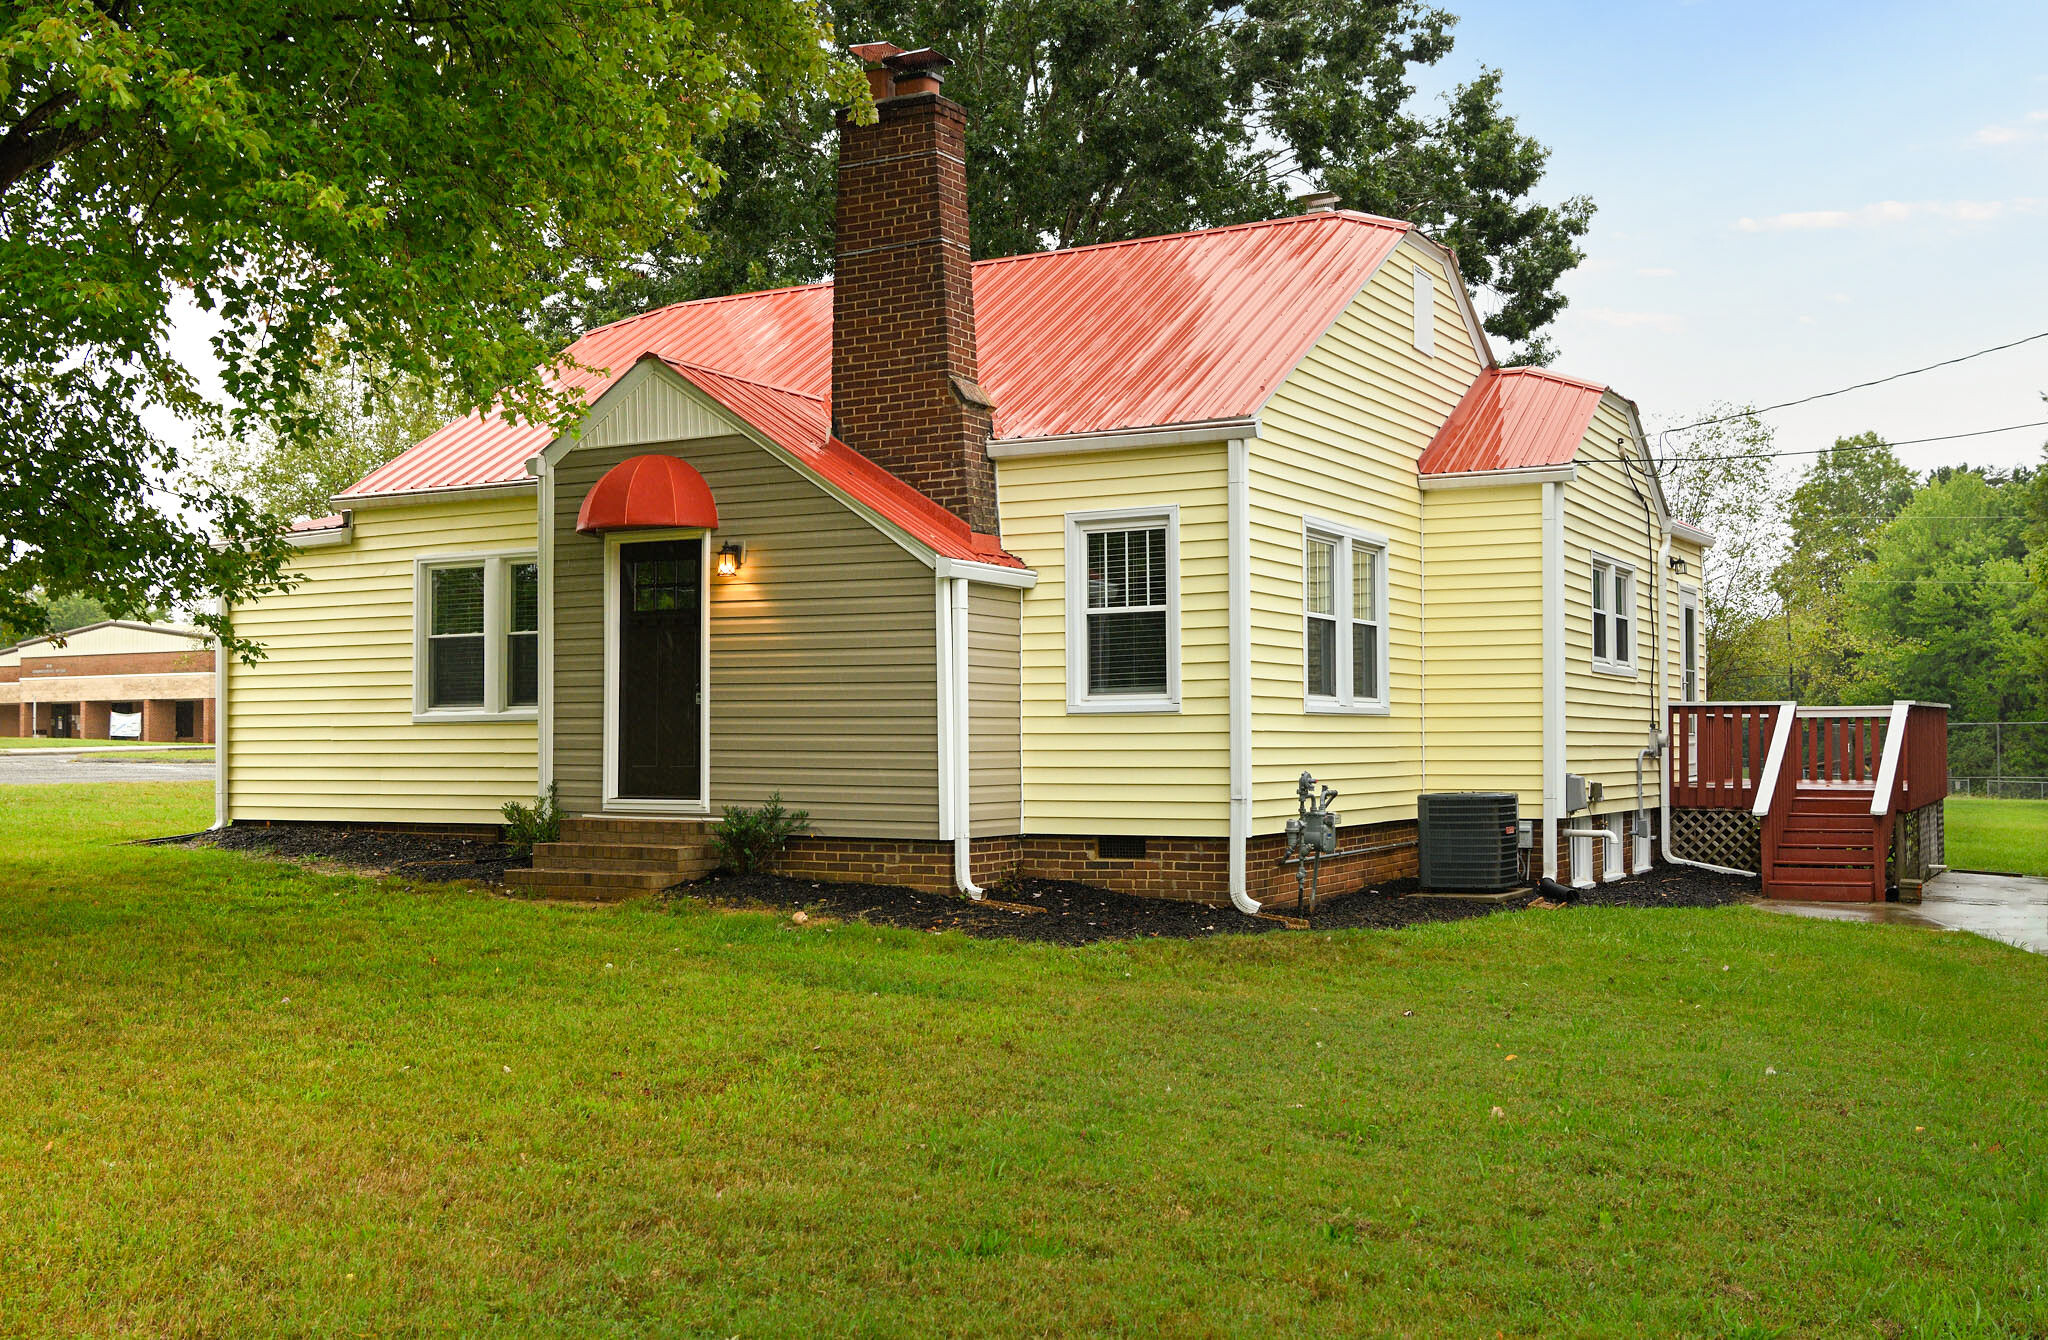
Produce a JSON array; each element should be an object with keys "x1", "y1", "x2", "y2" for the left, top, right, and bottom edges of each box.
[
  {"x1": 949, "y1": 577, "x2": 984, "y2": 900},
  {"x1": 213, "y1": 596, "x2": 230, "y2": 829},
  {"x1": 1540, "y1": 479, "x2": 1564, "y2": 881},
  {"x1": 1226, "y1": 437, "x2": 1261, "y2": 914},
  {"x1": 1643, "y1": 529, "x2": 1672, "y2": 871}
]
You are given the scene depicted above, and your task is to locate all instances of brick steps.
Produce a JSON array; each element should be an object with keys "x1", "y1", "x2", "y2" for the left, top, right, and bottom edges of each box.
[{"x1": 510, "y1": 815, "x2": 717, "y2": 902}]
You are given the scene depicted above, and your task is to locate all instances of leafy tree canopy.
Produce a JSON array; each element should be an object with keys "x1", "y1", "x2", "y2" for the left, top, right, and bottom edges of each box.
[
  {"x1": 2, "y1": 0, "x2": 861, "y2": 655},
  {"x1": 1775, "y1": 434, "x2": 1918, "y2": 599},
  {"x1": 541, "y1": 0, "x2": 1594, "y2": 364},
  {"x1": 187, "y1": 339, "x2": 459, "y2": 528}
]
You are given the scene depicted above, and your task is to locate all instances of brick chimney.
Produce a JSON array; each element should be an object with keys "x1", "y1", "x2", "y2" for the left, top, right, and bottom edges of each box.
[{"x1": 832, "y1": 43, "x2": 999, "y2": 536}]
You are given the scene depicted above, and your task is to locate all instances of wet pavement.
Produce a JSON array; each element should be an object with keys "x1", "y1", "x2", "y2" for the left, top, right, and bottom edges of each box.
[
  {"x1": 1760, "y1": 871, "x2": 2048, "y2": 955},
  {"x1": 0, "y1": 749, "x2": 215, "y2": 786}
]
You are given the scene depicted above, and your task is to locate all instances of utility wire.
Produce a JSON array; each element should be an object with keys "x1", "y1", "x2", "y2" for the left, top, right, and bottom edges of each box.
[
  {"x1": 1655, "y1": 418, "x2": 2048, "y2": 464},
  {"x1": 1657, "y1": 330, "x2": 2048, "y2": 436}
]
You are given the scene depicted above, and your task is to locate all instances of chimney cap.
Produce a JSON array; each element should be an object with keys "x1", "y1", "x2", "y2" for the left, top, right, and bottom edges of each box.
[
  {"x1": 850, "y1": 41, "x2": 905, "y2": 66},
  {"x1": 1298, "y1": 191, "x2": 1343, "y2": 214},
  {"x1": 883, "y1": 47, "x2": 952, "y2": 74}
]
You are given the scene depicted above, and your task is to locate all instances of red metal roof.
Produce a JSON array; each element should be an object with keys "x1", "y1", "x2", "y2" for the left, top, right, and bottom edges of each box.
[
  {"x1": 1415, "y1": 367, "x2": 1608, "y2": 476},
  {"x1": 342, "y1": 211, "x2": 1413, "y2": 517},
  {"x1": 575, "y1": 453, "x2": 720, "y2": 535}
]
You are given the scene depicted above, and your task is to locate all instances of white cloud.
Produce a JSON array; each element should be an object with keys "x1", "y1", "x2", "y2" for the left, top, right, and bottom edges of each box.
[
  {"x1": 1635, "y1": 266, "x2": 1678, "y2": 278},
  {"x1": 1579, "y1": 307, "x2": 1683, "y2": 334},
  {"x1": 1734, "y1": 199, "x2": 2032, "y2": 231},
  {"x1": 1973, "y1": 110, "x2": 2048, "y2": 145}
]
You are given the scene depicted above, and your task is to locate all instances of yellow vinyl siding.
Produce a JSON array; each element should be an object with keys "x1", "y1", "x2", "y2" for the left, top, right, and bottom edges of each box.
[
  {"x1": 1248, "y1": 239, "x2": 1483, "y2": 829},
  {"x1": 998, "y1": 443, "x2": 1229, "y2": 835},
  {"x1": 968, "y1": 584, "x2": 1024, "y2": 836},
  {"x1": 1420, "y1": 485, "x2": 1544, "y2": 806},
  {"x1": 225, "y1": 493, "x2": 539, "y2": 825},
  {"x1": 1562, "y1": 397, "x2": 1663, "y2": 816}
]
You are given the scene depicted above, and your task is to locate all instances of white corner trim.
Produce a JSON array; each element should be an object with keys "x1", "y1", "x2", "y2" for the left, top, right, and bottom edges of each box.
[
  {"x1": 1226, "y1": 438, "x2": 1259, "y2": 915},
  {"x1": 949, "y1": 577, "x2": 983, "y2": 898},
  {"x1": 1541, "y1": 479, "x2": 1564, "y2": 881},
  {"x1": 933, "y1": 556, "x2": 1038, "y2": 589},
  {"x1": 934, "y1": 576, "x2": 954, "y2": 843},
  {"x1": 1063, "y1": 505, "x2": 1182, "y2": 715},
  {"x1": 988, "y1": 419, "x2": 1256, "y2": 458},
  {"x1": 538, "y1": 461, "x2": 556, "y2": 790},
  {"x1": 1419, "y1": 465, "x2": 1578, "y2": 490},
  {"x1": 213, "y1": 596, "x2": 229, "y2": 829}
]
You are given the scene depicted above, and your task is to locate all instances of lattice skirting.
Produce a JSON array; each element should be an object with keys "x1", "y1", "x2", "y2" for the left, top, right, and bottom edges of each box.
[
  {"x1": 1891, "y1": 803, "x2": 1945, "y2": 886},
  {"x1": 1668, "y1": 807, "x2": 1760, "y2": 873}
]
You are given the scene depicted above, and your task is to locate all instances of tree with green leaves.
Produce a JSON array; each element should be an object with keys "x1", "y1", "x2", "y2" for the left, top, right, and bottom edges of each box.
[
  {"x1": 1847, "y1": 468, "x2": 2042, "y2": 775},
  {"x1": 1769, "y1": 434, "x2": 1917, "y2": 699},
  {"x1": 1654, "y1": 405, "x2": 1787, "y2": 699},
  {"x1": 2, "y1": 0, "x2": 861, "y2": 655},
  {"x1": 186, "y1": 342, "x2": 460, "y2": 528},
  {"x1": 541, "y1": 0, "x2": 1593, "y2": 364}
]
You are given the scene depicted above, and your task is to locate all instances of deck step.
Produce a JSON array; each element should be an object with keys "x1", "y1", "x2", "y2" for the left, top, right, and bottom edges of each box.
[{"x1": 1763, "y1": 877, "x2": 1881, "y2": 902}]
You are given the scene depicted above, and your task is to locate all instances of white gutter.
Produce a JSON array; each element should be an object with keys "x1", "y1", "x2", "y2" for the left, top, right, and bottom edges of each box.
[
  {"x1": 284, "y1": 513, "x2": 354, "y2": 548},
  {"x1": 1540, "y1": 479, "x2": 1565, "y2": 880},
  {"x1": 536, "y1": 456, "x2": 555, "y2": 791},
  {"x1": 933, "y1": 556, "x2": 1038, "y2": 589},
  {"x1": 988, "y1": 418, "x2": 1261, "y2": 459},
  {"x1": 948, "y1": 577, "x2": 984, "y2": 899},
  {"x1": 337, "y1": 480, "x2": 535, "y2": 509},
  {"x1": 1418, "y1": 464, "x2": 1578, "y2": 491},
  {"x1": 212, "y1": 596, "x2": 230, "y2": 829},
  {"x1": 1226, "y1": 437, "x2": 1260, "y2": 914}
]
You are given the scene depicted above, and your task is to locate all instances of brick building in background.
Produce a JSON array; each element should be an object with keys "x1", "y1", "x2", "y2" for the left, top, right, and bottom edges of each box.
[{"x1": 1, "y1": 621, "x2": 216, "y2": 742}]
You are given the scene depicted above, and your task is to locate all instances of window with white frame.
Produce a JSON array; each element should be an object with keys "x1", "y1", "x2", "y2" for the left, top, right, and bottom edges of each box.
[
  {"x1": 416, "y1": 553, "x2": 539, "y2": 717},
  {"x1": 1066, "y1": 509, "x2": 1178, "y2": 711},
  {"x1": 1590, "y1": 556, "x2": 1635, "y2": 674},
  {"x1": 1681, "y1": 590, "x2": 1699, "y2": 701},
  {"x1": 1304, "y1": 521, "x2": 1388, "y2": 711}
]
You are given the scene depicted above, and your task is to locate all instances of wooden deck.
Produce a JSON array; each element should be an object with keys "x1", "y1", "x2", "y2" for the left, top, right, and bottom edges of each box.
[{"x1": 1670, "y1": 701, "x2": 1949, "y2": 901}]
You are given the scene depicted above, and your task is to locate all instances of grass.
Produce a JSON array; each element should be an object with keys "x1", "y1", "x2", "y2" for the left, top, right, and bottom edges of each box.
[
  {"x1": 3, "y1": 782, "x2": 2045, "y2": 1336},
  {"x1": 1945, "y1": 795, "x2": 2048, "y2": 877}
]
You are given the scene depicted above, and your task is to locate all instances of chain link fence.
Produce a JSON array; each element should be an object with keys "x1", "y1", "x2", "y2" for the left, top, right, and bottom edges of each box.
[{"x1": 1947, "y1": 722, "x2": 2048, "y2": 800}]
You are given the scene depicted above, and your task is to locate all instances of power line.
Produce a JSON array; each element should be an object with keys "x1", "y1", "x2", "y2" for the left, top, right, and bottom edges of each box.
[
  {"x1": 1657, "y1": 330, "x2": 2048, "y2": 437},
  {"x1": 1656, "y1": 418, "x2": 2048, "y2": 464}
]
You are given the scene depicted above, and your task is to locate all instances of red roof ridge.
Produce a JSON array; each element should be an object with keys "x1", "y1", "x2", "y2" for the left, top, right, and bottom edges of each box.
[
  {"x1": 572, "y1": 280, "x2": 832, "y2": 340},
  {"x1": 969, "y1": 208, "x2": 1409, "y2": 270},
  {"x1": 1494, "y1": 365, "x2": 1609, "y2": 394}
]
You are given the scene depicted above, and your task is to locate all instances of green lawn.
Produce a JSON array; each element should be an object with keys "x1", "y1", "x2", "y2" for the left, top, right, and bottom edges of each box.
[
  {"x1": 69, "y1": 746, "x2": 216, "y2": 765},
  {"x1": 1945, "y1": 795, "x2": 2048, "y2": 877},
  {"x1": 3, "y1": 783, "x2": 2045, "y2": 1336}
]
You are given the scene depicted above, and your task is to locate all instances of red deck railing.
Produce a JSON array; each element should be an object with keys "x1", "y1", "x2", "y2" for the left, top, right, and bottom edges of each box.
[{"x1": 1668, "y1": 702, "x2": 1784, "y2": 809}]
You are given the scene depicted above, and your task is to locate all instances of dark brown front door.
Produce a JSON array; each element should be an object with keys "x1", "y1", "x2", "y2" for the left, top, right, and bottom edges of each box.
[{"x1": 616, "y1": 538, "x2": 702, "y2": 800}]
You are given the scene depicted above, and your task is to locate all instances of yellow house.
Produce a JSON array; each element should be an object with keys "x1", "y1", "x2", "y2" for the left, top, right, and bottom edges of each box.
[{"x1": 222, "y1": 46, "x2": 1710, "y2": 909}]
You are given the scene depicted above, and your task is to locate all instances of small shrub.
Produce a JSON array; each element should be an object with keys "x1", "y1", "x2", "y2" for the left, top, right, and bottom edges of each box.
[
  {"x1": 501, "y1": 783, "x2": 561, "y2": 854},
  {"x1": 711, "y1": 791, "x2": 809, "y2": 875}
]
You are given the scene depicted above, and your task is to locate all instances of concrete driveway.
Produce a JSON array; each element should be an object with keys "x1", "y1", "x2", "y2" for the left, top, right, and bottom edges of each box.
[
  {"x1": 0, "y1": 748, "x2": 215, "y2": 786},
  {"x1": 1762, "y1": 871, "x2": 2048, "y2": 955}
]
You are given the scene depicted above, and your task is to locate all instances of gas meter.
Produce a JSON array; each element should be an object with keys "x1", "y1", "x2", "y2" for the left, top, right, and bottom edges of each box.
[{"x1": 1284, "y1": 771, "x2": 1342, "y2": 913}]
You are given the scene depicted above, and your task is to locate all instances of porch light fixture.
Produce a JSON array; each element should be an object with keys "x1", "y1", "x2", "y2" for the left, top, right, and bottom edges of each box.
[{"x1": 715, "y1": 541, "x2": 745, "y2": 578}]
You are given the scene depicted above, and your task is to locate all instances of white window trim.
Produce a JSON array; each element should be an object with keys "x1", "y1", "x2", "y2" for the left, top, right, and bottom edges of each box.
[
  {"x1": 1301, "y1": 516, "x2": 1391, "y2": 716},
  {"x1": 1680, "y1": 585, "x2": 1700, "y2": 702},
  {"x1": 602, "y1": 528, "x2": 712, "y2": 814},
  {"x1": 1064, "y1": 506, "x2": 1181, "y2": 714},
  {"x1": 1589, "y1": 551, "x2": 1638, "y2": 679},
  {"x1": 412, "y1": 549, "x2": 540, "y2": 722}
]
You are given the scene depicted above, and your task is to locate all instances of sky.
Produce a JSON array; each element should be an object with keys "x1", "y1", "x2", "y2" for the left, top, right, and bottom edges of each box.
[
  {"x1": 1419, "y1": 0, "x2": 2048, "y2": 474},
  {"x1": 160, "y1": 1, "x2": 2048, "y2": 481}
]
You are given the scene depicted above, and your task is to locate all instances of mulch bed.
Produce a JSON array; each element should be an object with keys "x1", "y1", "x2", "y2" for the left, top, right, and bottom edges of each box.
[
  {"x1": 175, "y1": 822, "x2": 1758, "y2": 945},
  {"x1": 184, "y1": 824, "x2": 530, "y2": 886}
]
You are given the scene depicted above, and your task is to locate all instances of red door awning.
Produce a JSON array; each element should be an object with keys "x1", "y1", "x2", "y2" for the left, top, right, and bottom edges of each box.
[{"x1": 575, "y1": 454, "x2": 719, "y2": 534}]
